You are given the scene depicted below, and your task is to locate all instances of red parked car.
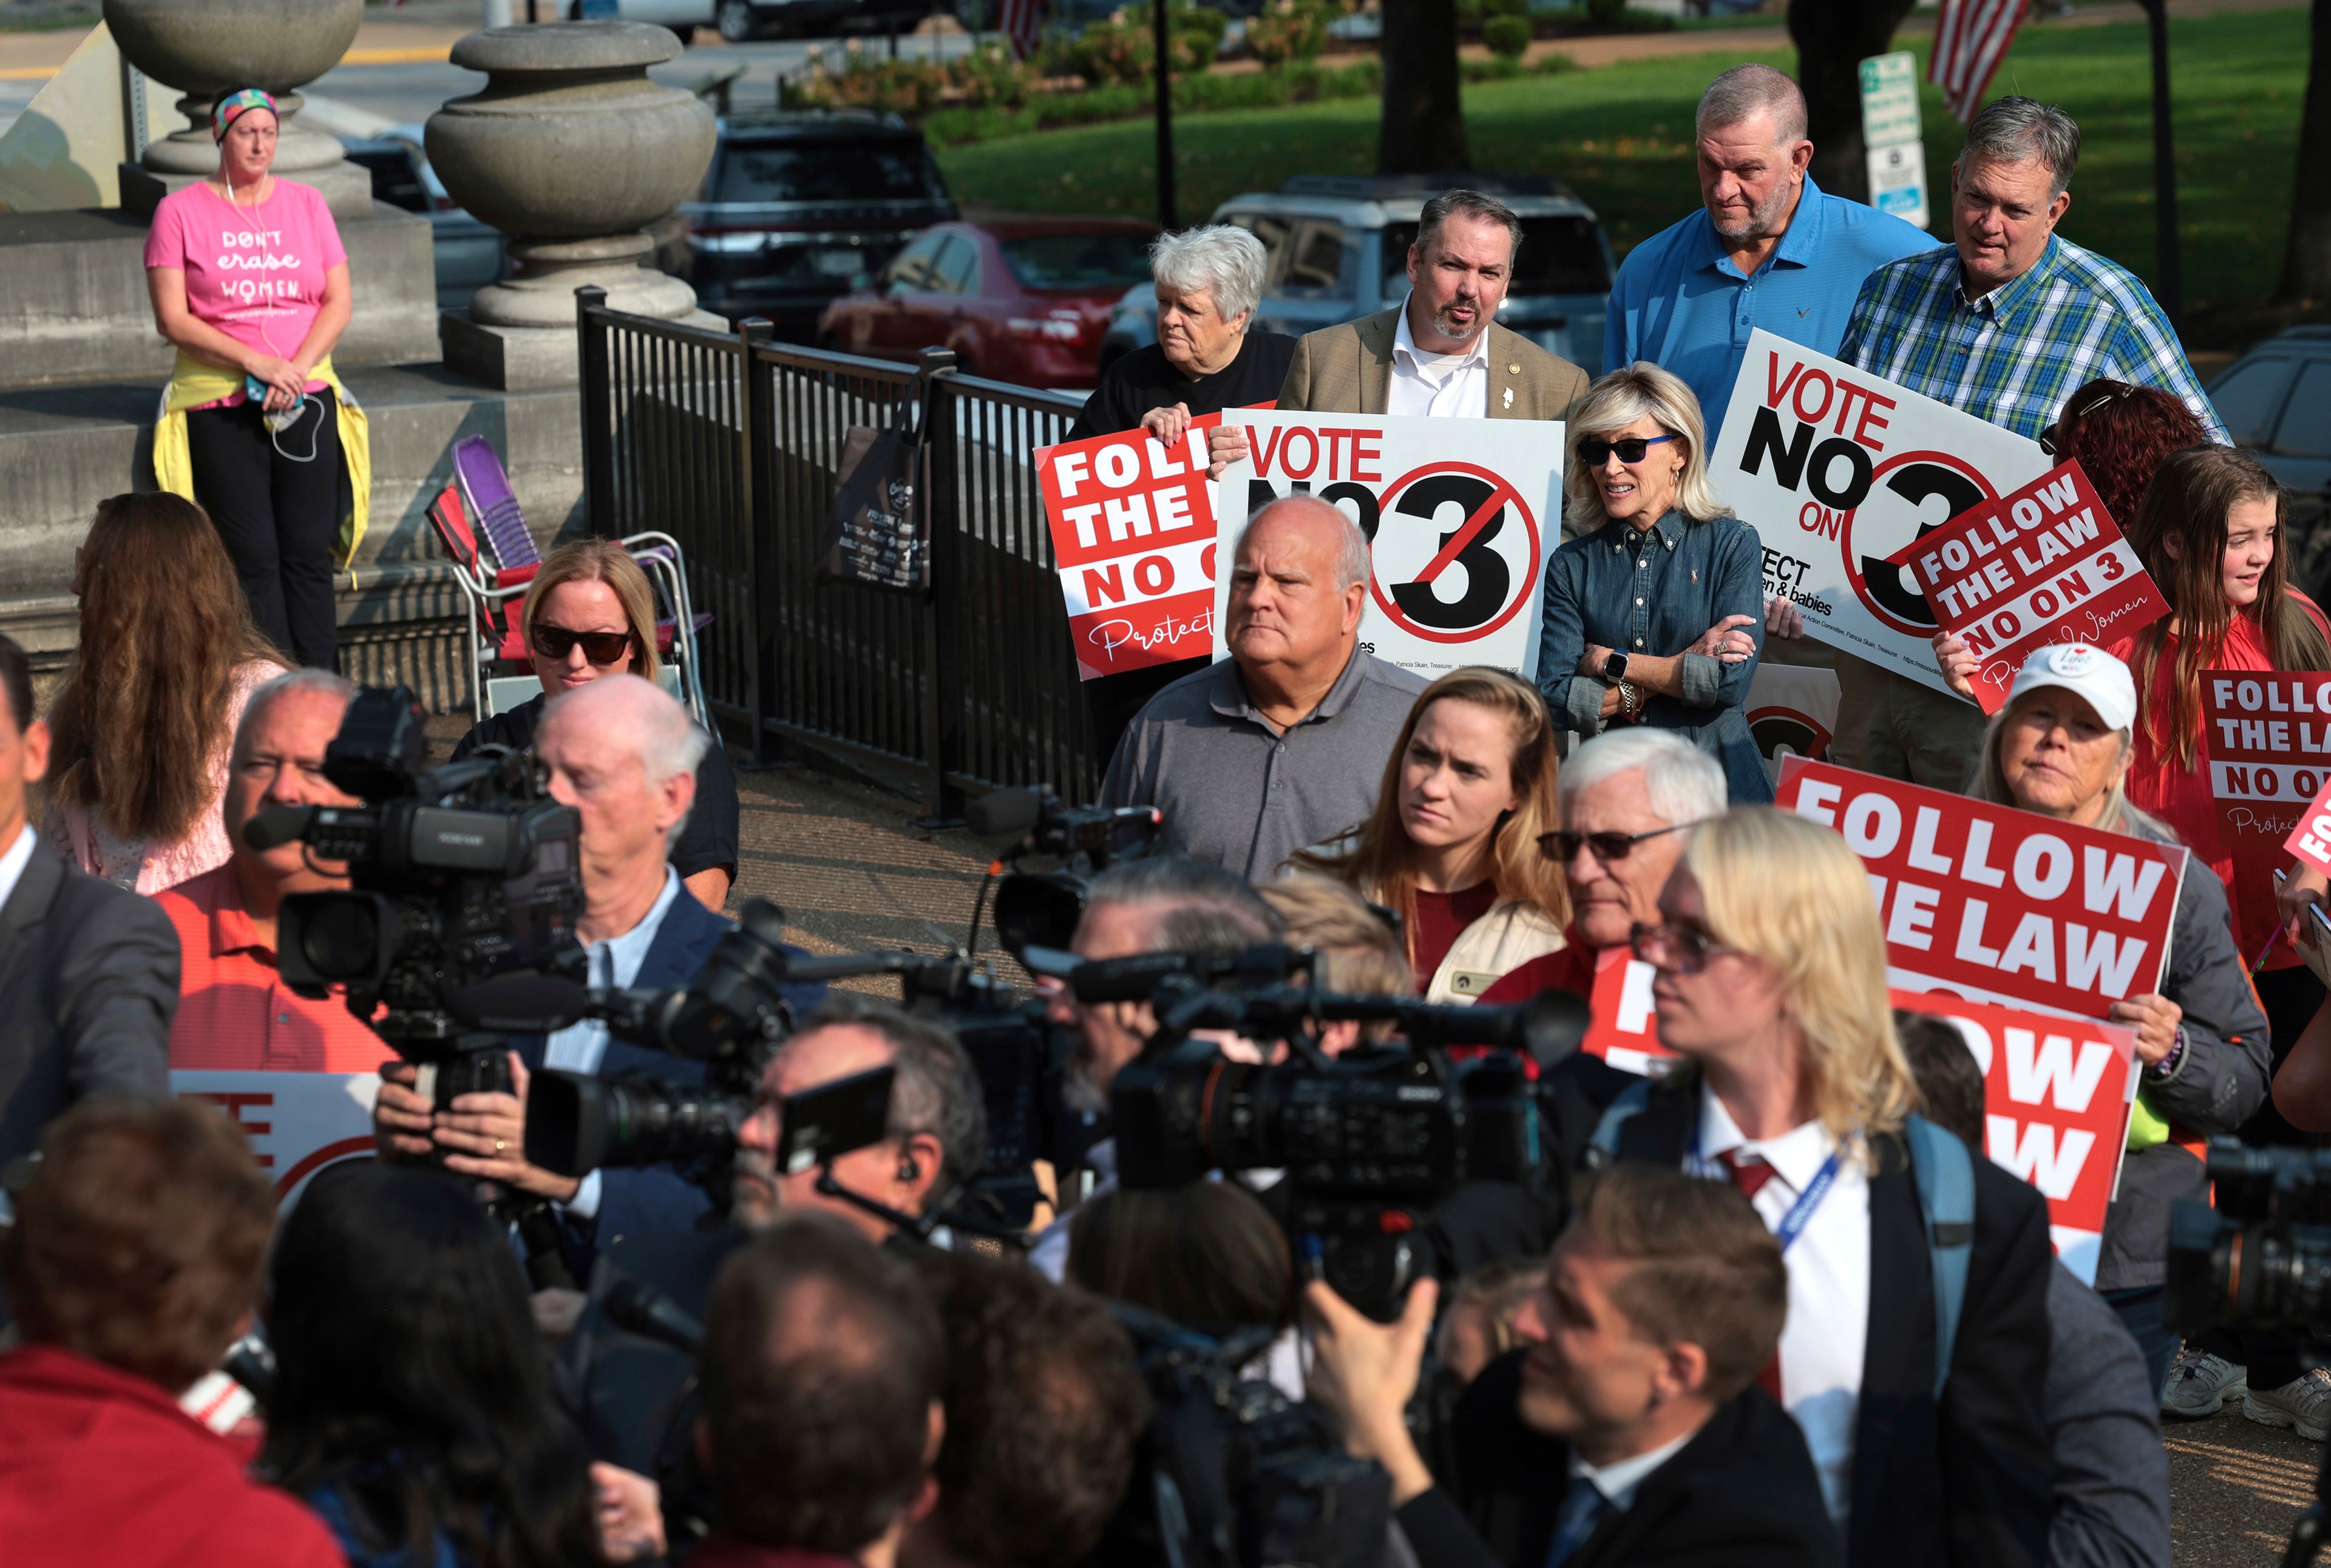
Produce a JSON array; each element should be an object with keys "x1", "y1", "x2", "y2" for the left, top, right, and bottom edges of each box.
[{"x1": 817, "y1": 216, "x2": 1159, "y2": 389}]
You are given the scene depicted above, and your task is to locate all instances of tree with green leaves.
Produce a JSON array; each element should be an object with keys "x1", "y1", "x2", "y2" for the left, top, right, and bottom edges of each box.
[
  {"x1": 1787, "y1": 0, "x2": 1918, "y2": 200},
  {"x1": 2282, "y1": 0, "x2": 2331, "y2": 302},
  {"x1": 1379, "y1": 0, "x2": 1471, "y2": 173}
]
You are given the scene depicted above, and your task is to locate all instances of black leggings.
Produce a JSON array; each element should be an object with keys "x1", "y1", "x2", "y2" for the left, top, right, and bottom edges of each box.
[{"x1": 185, "y1": 389, "x2": 341, "y2": 668}]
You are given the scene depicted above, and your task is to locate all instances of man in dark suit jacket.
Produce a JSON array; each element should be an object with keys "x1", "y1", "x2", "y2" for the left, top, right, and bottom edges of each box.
[
  {"x1": 1607, "y1": 1073, "x2": 2054, "y2": 1568},
  {"x1": 1306, "y1": 1163, "x2": 1842, "y2": 1568},
  {"x1": 0, "y1": 636, "x2": 176, "y2": 1177}
]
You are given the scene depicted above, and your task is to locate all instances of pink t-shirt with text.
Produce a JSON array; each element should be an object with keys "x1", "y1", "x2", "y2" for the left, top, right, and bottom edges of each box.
[{"x1": 144, "y1": 178, "x2": 347, "y2": 404}]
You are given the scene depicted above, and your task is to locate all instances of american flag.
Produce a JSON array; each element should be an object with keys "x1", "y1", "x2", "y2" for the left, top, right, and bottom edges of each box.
[
  {"x1": 998, "y1": 0, "x2": 1047, "y2": 61},
  {"x1": 1929, "y1": 0, "x2": 2032, "y2": 123}
]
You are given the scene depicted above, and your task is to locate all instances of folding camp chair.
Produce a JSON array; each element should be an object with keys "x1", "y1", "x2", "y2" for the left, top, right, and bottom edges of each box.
[
  {"x1": 424, "y1": 481, "x2": 536, "y2": 719},
  {"x1": 439, "y1": 435, "x2": 714, "y2": 727}
]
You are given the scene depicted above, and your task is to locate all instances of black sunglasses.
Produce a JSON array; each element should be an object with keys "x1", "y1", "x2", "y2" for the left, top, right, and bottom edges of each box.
[
  {"x1": 531, "y1": 622, "x2": 635, "y2": 666},
  {"x1": 1577, "y1": 434, "x2": 1677, "y2": 466},
  {"x1": 1536, "y1": 822, "x2": 1694, "y2": 864}
]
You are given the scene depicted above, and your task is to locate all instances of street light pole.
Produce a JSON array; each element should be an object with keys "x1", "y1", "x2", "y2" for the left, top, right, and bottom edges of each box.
[
  {"x1": 2142, "y1": 0, "x2": 2183, "y2": 322},
  {"x1": 1154, "y1": 1, "x2": 1176, "y2": 231}
]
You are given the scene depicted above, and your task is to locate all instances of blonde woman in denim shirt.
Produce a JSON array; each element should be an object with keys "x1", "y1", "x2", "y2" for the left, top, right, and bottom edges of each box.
[{"x1": 1536, "y1": 363, "x2": 1769, "y2": 803}]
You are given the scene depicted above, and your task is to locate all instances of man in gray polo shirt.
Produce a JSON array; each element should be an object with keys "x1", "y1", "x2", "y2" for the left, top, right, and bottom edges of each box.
[{"x1": 1098, "y1": 494, "x2": 1427, "y2": 880}]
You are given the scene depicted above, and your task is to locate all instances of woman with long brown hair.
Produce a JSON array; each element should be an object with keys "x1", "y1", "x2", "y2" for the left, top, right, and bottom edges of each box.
[
  {"x1": 1289, "y1": 667, "x2": 1568, "y2": 1002},
  {"x1": 42, "y1": 493, "x2": 287, "y2": 893}
]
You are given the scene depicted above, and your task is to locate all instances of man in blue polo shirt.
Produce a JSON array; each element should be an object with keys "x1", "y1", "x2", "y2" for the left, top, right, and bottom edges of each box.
[{"x1": 1603, "y1": 64, "x2": 1933, "y2": 444}]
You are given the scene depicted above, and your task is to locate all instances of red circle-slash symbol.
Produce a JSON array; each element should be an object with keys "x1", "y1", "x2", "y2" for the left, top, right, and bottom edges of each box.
[{"x1": 1369, "y1": 461, "x2": 1542, "y2": 644}]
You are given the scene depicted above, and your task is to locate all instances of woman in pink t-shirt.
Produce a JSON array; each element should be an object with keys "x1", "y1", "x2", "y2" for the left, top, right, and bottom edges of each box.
[{"x1": 144, "y1": 86, "x2": 352, "y2": 672}]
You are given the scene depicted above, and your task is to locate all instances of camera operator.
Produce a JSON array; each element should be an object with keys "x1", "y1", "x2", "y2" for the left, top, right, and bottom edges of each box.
[
  {"x1": 902, "y1": 1251, "x2": 1150, "y2": 1568},
  {"x1": 693, "y1": 1212, "x2": 946, "y2": 1568},
  {"x1": 1030, "y1": 855, "x2": 1284, "y2": 1277},
  {"x1": 0, "y1": 1100, "x2": 344, "y2": 1568},
  {"x1": 562, "y1": 997, "x2": 983, "y2": 1499},
  {"x1": 1894, "y1": 1011, "x2": 2170, "y2": 1568},
  {"x1": 1306, "y1": 1163, "x2": 1840, "y2": 1568},
  {"x1": 154, "y1": 667, "x2": 395, "y2": 1072},
  {"x1": 372, "y1": 675, "x2": 823, "y2": 1273},
  {"x1": 0, "y1": 634, "x2": 177, "y2": 1178}
]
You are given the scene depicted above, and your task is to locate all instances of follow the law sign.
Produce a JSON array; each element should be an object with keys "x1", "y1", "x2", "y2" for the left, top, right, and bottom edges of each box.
[{"x1": 1215, "y1": 412, "x2": 1565, "y2": 680}]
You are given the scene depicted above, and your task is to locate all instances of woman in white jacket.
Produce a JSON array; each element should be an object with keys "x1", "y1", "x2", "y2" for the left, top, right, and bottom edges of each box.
[{"x1": 1288, "y1": 667, "x2": 1568, "y2": 1002}]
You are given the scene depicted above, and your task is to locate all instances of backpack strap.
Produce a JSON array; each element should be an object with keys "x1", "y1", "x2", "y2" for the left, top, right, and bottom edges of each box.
[
  {"x1": 1904, "y1": 1113, "x2": 1976, "y2": 1403},
  {"x1": 1586, "y1": 1078, "x2": 1655, "y2": 1167}
]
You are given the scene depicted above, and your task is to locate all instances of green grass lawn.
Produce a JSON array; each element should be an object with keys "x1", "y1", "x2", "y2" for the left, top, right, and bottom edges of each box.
[{"x1": 934, "y1": 7, "x2": 2311, "y2": 342}]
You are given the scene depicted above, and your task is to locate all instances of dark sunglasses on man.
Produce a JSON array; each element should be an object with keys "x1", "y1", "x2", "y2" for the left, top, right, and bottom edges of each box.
[
  {"x1": 1576, "y1": 434, "x2": 1677, "y2": 467},
  {"x1": 1536, "y1": 823, "x2": 1694, "y2": 865},
  {"x1": 531, "y1": 622, "x2": 634, "y2": 666}
]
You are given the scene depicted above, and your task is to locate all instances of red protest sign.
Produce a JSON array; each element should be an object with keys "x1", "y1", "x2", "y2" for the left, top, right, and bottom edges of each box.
[
  {"x1": 1888, "y1": 989, "x2": 2137, "y2": 1285},
  {"x1": 1037, "y1": 413, "x2": 1225, "y2": 680},
  {"x1": 2202, "y1": 670, "x2": 2331, "y2": 844},
  {"x1": 2289, "y1": 772, "x2": 2331, "y2": 878},
  {"x1": 1887, "y1": 459, "x2": 2168, "y2": 713},
  {"x1": 1578, "y1": 946, "x2": 1680, "y2": 1078},
  {"x1": 1777, "y1": 755, "x2": 2187, "y2": 1018}
]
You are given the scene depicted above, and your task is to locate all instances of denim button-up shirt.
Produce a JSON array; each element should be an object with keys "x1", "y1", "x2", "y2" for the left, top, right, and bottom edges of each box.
[{"x1": 1537, "y1": 506, "x2": 1771, "y2": 803}]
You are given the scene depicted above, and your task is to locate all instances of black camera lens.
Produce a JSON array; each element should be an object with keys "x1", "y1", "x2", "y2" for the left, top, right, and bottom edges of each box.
[
  {"x1": 526, "y1": 1071, "x2": 752, "y2": 1177},
  {"x1": 302, "y1": 899, "x2": 380, "y2": 979}
]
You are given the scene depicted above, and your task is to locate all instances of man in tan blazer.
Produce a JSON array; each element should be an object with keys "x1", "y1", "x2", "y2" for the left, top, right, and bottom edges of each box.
[{"x1": 1206, "y1": 189, "x2": 1590, "y2": 473}]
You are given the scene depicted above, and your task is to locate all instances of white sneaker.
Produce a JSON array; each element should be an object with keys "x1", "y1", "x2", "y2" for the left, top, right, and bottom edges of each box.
[
  {"x1": 2243, "y1": 1369, "x2": 2331, "y2": 1442},
  {"x1": 2162, "y1": 1349, "x2": 2245, "y2": 1418}
]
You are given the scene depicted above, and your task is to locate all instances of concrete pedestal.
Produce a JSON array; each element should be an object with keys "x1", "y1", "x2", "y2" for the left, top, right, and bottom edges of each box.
[
  {"x1": 117, "y1": 157, "x2": 376, "y2": 225},
  {"x1": 0, "y1": 205, "x2": 440, "y2": 391},
  {"x1": 441, "y1": 304, "x2": 725, "y2": 392}
]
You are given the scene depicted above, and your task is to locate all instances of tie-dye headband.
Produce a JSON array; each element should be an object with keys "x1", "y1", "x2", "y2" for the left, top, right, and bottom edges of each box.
[{"x1": 212, "y1": 89, "x2": 278, "y2": 141}]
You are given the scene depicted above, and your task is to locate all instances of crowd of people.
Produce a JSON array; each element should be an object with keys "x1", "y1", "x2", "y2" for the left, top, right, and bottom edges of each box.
[{"x1": 0, "y1": 54, "x2": 2316, "y2": 1568}]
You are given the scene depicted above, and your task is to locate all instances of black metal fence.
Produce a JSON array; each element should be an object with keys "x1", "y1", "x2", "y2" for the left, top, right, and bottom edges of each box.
[{"x1": 576, "y1": 288, "x2": 1104, "y2": 814}]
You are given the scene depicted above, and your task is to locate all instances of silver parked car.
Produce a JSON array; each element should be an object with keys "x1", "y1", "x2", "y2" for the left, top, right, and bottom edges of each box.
[{"x1": 1098, "y1": 173, "x2": 1618, "y2": 379}]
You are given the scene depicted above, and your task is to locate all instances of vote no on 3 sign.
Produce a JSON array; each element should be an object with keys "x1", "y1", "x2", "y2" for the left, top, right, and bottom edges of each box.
[{"x1": 1213, "y1": 410, "x2": 1567, "y2": 680}]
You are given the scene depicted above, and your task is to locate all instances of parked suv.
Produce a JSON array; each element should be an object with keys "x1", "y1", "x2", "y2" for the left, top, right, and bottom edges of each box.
[
  {"x1": 2207, "y1": 326, "x2": 2331, "y2": 592},
  {"x1": 1097, "y1": 173, "x2": 1617, "y2": 378},
  {"x1": 672, "y1": 110, "x2": 958, "y2": 336}
]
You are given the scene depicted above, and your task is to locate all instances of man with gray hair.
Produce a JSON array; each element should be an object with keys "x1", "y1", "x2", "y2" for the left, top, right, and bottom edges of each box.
[
  {"x1": 1604, "y1": 63, "x2": 1932, "y2": 446},
  {"x1": 374, "y1": 674, "x2": 826, "y2": 1273},
  {"x1": 152, "y1": 666, "x2": 396, "y2": 1073},
  {"x1": 1098, "y1": 494, "x2": 1427, "y2": 879},
  {"x1": 1831, "y1": 95, "x2": 2226, "y2": 787},
  {"x1": 1474, "y1": 727, "x2": 1728, "y2": 1006},
  {"x1": 1201, "y1": 188, "x2": 1590, "y2": 475}
]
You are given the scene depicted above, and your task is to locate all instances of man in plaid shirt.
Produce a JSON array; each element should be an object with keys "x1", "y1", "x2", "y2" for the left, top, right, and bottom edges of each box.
[{"x1": 1827, "y1": 95, "x2": 2224, "y2": 787}]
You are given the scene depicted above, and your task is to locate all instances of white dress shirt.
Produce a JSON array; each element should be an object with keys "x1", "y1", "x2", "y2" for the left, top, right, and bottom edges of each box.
[
  {"x1": 1386, "y1": 293, "x2": 1489, "y2": 418},
  {"x1": 1572, "y1": 1422, "x2": 1700, "y2": 1511},
  {"x1": 543, "y1": 866, "x2": 686, "y2": 1220},
  {"x1": 0, "y1": 823, "x2": 34, "y2": 914},
  {"x1": 1695, "y1": 1086, "x2": 1870, "y2": 1530}
]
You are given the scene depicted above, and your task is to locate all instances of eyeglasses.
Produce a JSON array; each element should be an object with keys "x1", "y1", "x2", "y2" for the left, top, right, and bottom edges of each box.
[
  {"x1": 531, "y1": 622, "x2": 634, "y2": 666},
  {"x1": 1577, "y1": 435, "x2": 1677, "y2": 467},
  {"x1": 1629, "y1": 920, "x2": 1740, "y2": 976},
  {"x1": 1536, "y1": 822, "x2": 1694, "y2": 864}
]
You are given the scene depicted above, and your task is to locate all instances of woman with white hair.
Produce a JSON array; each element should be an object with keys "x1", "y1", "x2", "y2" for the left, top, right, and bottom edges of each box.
[
  {"x1": 1610, "y1": 805, "x2": 2056, "y2": 1559},
  {"x1": 1067, "y1": 223, "x2": 1297, "y2": 445},
  {"x1": 1536, "y1": 362, "x2": 1771, "y2": 803},
  {"x1": 1073, "y1": 223, "x2": 1301, "y2": 753},
  {"x1": 1963, "y1": 641, "x2": 2267, "y2": 1411}
]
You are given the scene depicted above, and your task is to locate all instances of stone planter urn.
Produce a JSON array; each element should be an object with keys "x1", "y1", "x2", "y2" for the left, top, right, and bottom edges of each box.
[
  {"x1": 428, "y1": 22, "x2": 718, "y2": 389},
  {"x1": 103, "y1": 0, "x2": 372, "y2": 221}
]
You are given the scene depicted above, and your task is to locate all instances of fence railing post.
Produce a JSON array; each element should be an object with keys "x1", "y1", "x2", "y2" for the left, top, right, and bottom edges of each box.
[
  {"x1": 575, "y1": 285, "x2": 614, "y2": 538},
  {"x1": 736, "y1": 316, "x2": 778, "y2": 767},
  {"x1": 915, "y1": 345, "x2": 964, "y2": 827}
]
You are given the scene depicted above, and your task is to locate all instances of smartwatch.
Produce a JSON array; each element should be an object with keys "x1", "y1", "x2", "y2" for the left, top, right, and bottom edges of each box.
[{"x1": 1605, "y1": 651, "x2": 1630, "y2": 683}]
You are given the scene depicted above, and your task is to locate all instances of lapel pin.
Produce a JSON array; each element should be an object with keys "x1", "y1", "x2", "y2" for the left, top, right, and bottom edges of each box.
[
  {"x1": 1508, "y1": 364, "x2": 1520, "y2": 373},
  {"x1": 1502, "y1": 386, "x2": 1514, "y2": 409}
]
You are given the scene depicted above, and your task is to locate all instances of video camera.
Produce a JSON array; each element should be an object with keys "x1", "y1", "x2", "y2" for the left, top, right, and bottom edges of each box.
[
  {"x1": 2166, "y1": 1141, "x2": 2331, "y2": 1333},
  {"x1": 968, "y1": 784, "x2": 1165, "y2": 957},
  {"x1": 1053, "y1": 946, "x2": 1589, "y2": 1321},
  {"x1": 249, "y1": 685, "x2": 586, "y2": 1101}
]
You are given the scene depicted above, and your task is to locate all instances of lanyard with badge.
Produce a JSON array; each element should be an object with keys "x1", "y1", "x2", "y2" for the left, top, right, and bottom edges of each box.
[{"x1": 1687, "y1": 1130, "x2": 1845, "y2": 1254}]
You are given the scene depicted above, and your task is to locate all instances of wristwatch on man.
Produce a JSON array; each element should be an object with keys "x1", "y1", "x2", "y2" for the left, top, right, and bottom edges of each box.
[{"x1": 1604, "y1": 651, "x2": 1630, "y2": 684}]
